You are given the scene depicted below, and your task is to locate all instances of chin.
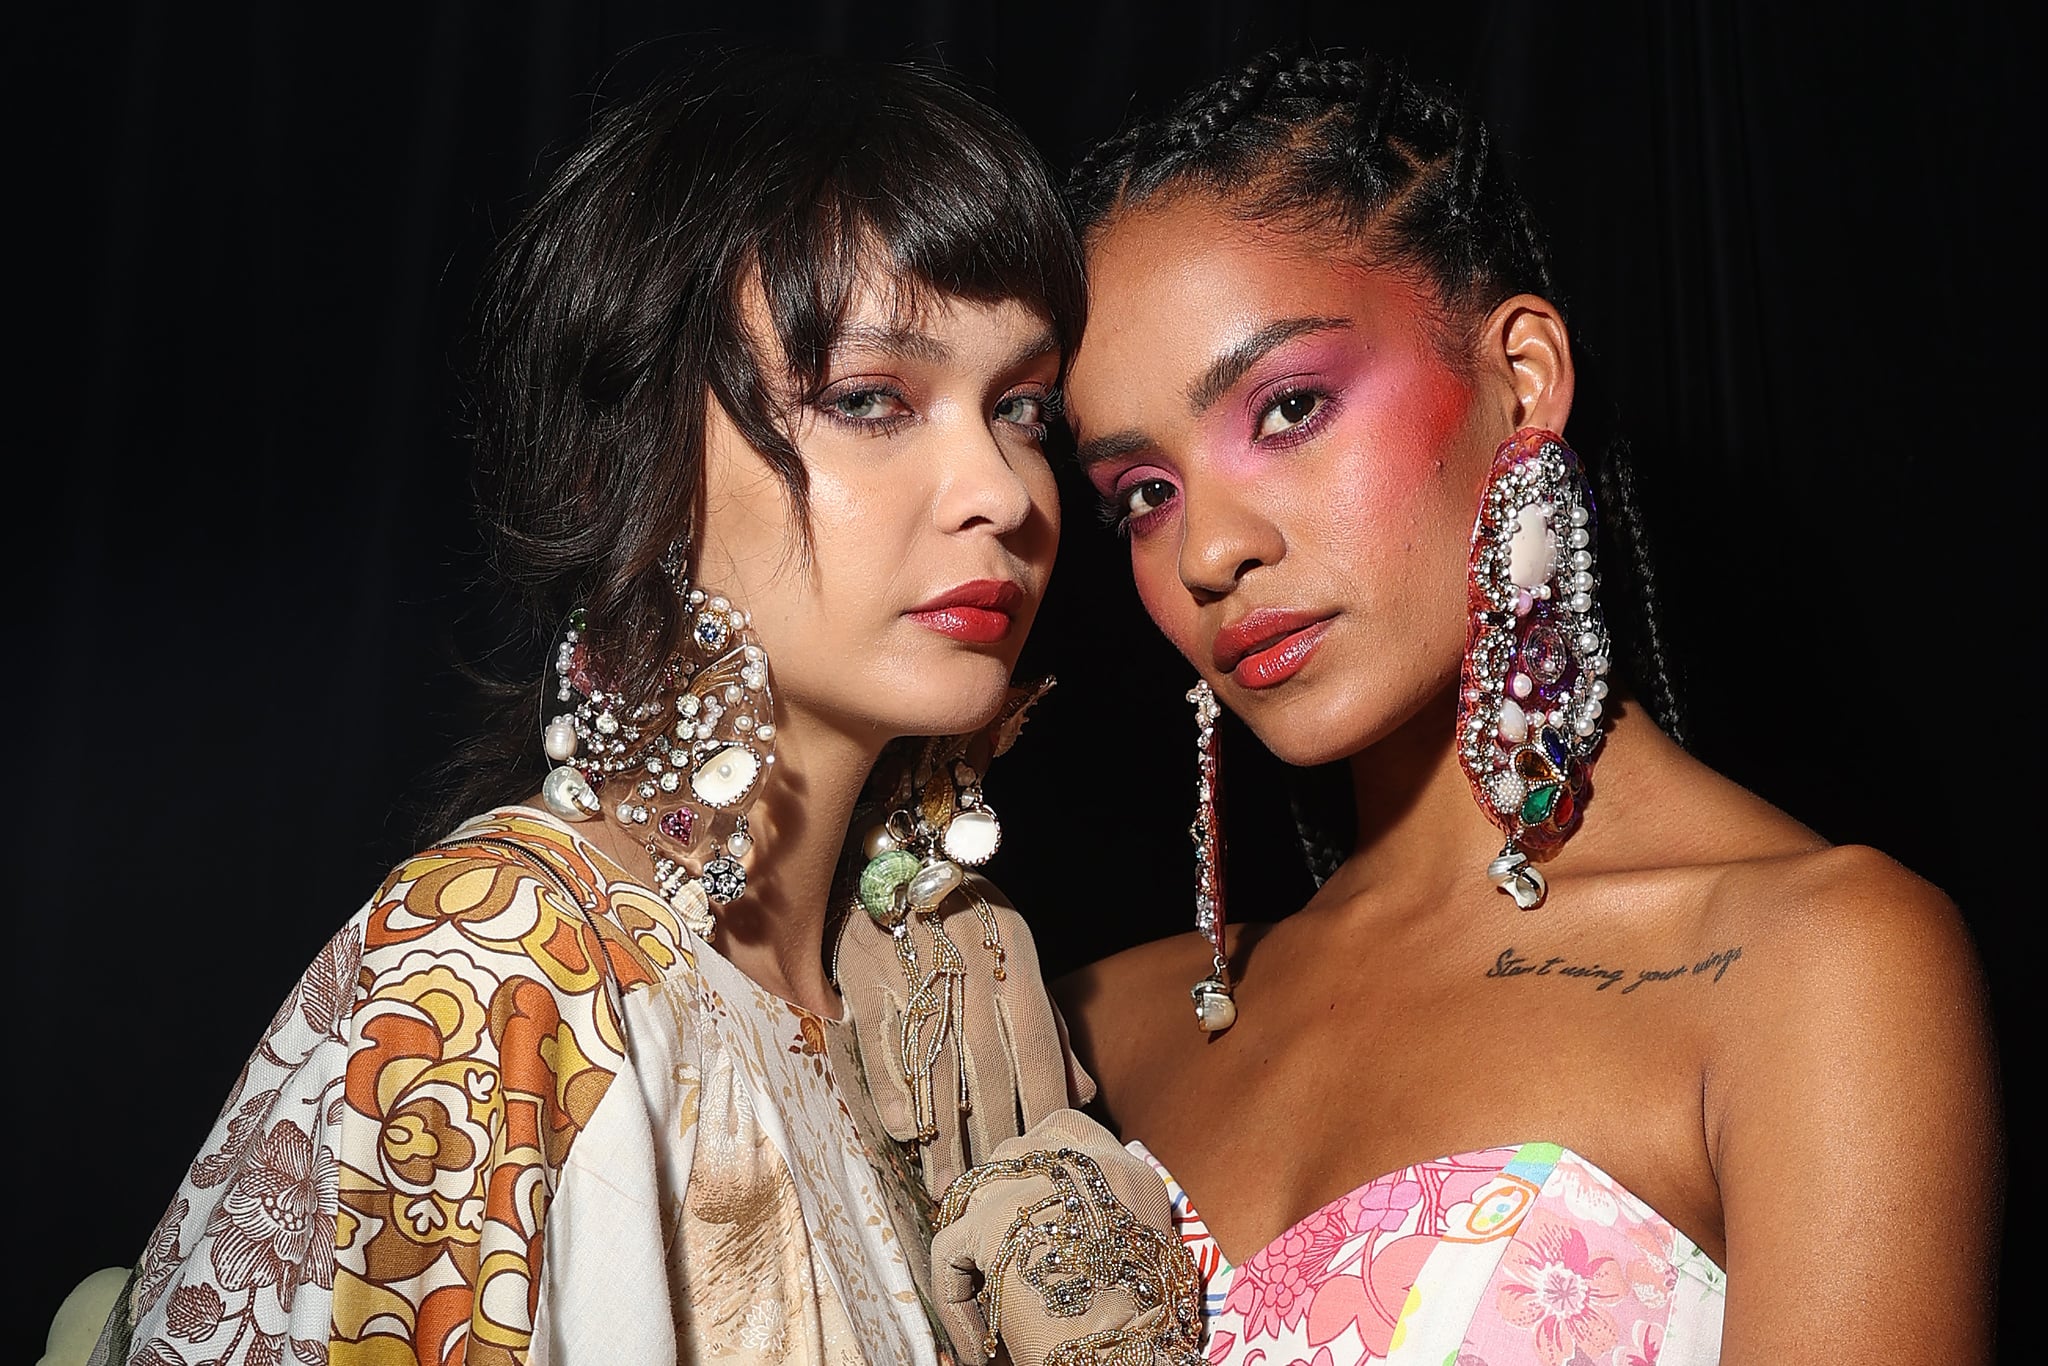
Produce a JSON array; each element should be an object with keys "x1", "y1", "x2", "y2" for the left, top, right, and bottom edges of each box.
[
  {"x1": 1227, "y1": 677, "x2": 1405, "y2": 769},
  {"x1": 880, "y1": 655, "x2": 1018, "y2": 740}
]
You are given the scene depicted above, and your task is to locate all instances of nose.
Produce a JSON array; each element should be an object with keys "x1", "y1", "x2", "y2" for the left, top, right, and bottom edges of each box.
[
  {"x1": 934, "y1": 422, "x2": 1036, "y2": 538},
  {"x1": 1176, "y1": 475, "x2": 1282, "y2": 603}
]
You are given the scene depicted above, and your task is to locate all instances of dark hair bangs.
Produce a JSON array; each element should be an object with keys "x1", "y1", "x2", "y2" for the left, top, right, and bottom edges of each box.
[{"x1": 743, "y1": 65, "x2": 1087, "y2": 406}]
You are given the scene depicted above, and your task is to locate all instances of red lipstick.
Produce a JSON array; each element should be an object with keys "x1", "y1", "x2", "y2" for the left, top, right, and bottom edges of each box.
[
  {"x1": 1213, "y1": 609, "x2": 1334, "y2": 690},
  {"x1": 907, "y1": 579, "x2": 1026, "y2": 644}
]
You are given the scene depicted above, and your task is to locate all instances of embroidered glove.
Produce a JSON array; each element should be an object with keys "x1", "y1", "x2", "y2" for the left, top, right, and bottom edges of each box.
[
  {"x1": 833, "y1": 873, "x2": 1095, "y2": 1200},
  {"x1": 929, "y1": 1109, "x2": 1204, "y2": 1366}
]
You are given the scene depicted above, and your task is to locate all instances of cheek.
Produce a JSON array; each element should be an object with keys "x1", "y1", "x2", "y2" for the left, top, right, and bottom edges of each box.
[{"x1": 1129, "y1": 540, "x2": 1200, "y2": 659}]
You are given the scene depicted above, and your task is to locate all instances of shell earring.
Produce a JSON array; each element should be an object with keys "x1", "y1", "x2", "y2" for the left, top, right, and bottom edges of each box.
[
  {"x1": 1187, "y1": 681, "x2": 1234, "y2": 1032},
  {"x1": 539, "y1": 569, "x2": 777, "y2": 941},
  {"x1": 1454, "y1": 428, "x2": 1612, "y2": 909}
]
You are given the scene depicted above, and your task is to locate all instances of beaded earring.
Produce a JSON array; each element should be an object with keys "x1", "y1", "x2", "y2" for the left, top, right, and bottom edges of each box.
[
  {"x1": 539, "y1": 570, "x2": 777, "y2": 941},
  {"x1": 1455, "y1": 428, "x2": 1612, "y2": 909},
  {"x1": 1187, "y1": 681, "x2": 1235, "y2": 1032},
  {"x1": 847, "y1": 681, "x2": 1047, "y2": 1141}
]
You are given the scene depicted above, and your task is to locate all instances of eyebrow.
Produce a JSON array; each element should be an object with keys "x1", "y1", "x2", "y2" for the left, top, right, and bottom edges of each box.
[
  {"x1": 833, "y1": 323, "x2": 953, "y2": 364},
  {"x1": 1184, "y1": 315, "x2": 1353, "y2": 413},
  {"x1": 830, "y1": 322, "x2": 1062, "y2": 375},
  {"x1": 1074, "y1": 428, "x2": 1153, "y2": 471}
]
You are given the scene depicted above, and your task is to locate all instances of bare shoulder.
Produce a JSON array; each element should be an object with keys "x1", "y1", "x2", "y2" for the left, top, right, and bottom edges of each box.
[
  {"x1": 1699, "y1": 843, "x2": 1984, "y2": 1016},
  {"x1": 1698, "y1": 841, "x2": 1998, "y2": 1167},
  {"x1": 1053, "y1": 924, "x2": 1263, "y2": 1128}
]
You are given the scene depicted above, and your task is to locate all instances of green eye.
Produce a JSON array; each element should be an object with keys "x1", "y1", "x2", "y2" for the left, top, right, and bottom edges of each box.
[
  {"x1": 832, "y1": 390, "x2": 901, "y2": 421},
  {"x1": 996, "y1": 394, "x2": 1046, "y2": 427}
]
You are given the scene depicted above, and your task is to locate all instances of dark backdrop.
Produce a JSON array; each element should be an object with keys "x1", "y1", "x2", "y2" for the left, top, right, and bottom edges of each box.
[{"x1": 27, "y1": 2, "x2": 2020, "y2": 1357}]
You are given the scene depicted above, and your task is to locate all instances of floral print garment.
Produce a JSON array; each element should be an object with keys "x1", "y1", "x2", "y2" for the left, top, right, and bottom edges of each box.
[
  {"x1": 100, "y1": 808, "x2": 941, "y2": 1366},
  {"x1": 1135, "y1": 1141, "x2": 1726, "y2": 1366}
]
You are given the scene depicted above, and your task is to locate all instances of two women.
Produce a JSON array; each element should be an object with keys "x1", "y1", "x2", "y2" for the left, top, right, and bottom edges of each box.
[{"x1": 89, "y1": 43, "x2": 1999, "y2": 1366}]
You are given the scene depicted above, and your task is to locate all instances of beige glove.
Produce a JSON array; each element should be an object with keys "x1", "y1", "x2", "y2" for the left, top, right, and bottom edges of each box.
[
  {"x1": 929, "y1": 1109, "x2": 1204, "y2": 1366},
  {"x1": 833, "y1": 872, "x2": 1096, "y2": 1199}
]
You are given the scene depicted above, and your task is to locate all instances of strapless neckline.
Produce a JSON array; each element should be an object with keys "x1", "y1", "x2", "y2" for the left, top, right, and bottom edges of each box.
[
  {"x1": 1126, "y1": 1138, "x2": 1723, "y2": 1281},
  {"x1": 1128, "y1": 1138, "x2": 1728, "y2": 1365}
]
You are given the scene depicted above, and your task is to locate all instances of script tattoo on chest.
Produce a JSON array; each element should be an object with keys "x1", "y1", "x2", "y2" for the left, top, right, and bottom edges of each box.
[{"x1": 1483, "y1": 944, "x2": 1744, "y2": 994}]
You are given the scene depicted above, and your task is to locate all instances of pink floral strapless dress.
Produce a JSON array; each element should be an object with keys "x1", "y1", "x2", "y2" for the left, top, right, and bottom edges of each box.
[{"x1": 1131, "y1": 1141, "x2": 1726, "y2": 1366}]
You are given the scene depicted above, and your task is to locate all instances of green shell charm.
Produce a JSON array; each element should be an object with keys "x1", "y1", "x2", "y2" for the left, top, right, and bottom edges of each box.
[{"x1": 857, "y1": 848, "x2": 920, "y2": 926}]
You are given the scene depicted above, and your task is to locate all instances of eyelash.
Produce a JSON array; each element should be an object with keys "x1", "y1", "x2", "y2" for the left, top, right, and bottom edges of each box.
[
  {"x1": 1098, "y1": 476, "x2": 1179, "y2": 539},
  {"x1": 1253, "y1": 385, "x2": 1336, "y2": 447},
  {"x1": 1094, "y1": 386, "x2": 1333, "y2": 538},
  {"x1": 812, "y1": 383, "x2": 1061, "y2": 441}
]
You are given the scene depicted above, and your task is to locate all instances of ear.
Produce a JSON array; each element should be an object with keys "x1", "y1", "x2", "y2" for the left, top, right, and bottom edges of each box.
[{"x1": 1477, "y1": 294, "x2": 1574, "y2": 437}]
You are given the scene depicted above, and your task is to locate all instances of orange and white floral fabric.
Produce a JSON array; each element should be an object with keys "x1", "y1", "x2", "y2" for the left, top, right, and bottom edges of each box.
[{"x1": 96, "y1": 808, "x2": 943, "y2": 1366}]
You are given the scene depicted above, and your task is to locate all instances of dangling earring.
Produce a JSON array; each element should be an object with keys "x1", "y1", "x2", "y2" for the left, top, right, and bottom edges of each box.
[
  {"x1": 853, "y1": 747, "x2": 1010, "y2": 1142},
  {"x1": 539, "y1": 552, "x2": 777, "y2": 942},
  {"x1": 1455, "y1": 428, "x2": 1612, "y2": 910},
  {"x1": 1187, "y1": 681, "x2": 1235, "y2": 1032}
]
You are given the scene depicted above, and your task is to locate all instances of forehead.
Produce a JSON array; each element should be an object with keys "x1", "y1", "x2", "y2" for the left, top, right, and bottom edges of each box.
[
  {"x1": 739, "y1": 258, "x2": 1060, "y2": 373},
  {"x1": 1068, "y1": 195, "x2": 1441, "y2": 409}
]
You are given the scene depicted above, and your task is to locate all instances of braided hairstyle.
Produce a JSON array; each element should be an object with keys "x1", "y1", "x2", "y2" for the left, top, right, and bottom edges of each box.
[{"x1": 1070, "y1": 49, "x2": 1685, "y2": 879}]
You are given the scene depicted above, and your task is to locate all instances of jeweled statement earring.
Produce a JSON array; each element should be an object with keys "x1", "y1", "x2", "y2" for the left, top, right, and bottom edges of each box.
[
  {"x1": 539, "y1": 574, "x2": 776, "y2": 942},
  {"x1": 854, "y1": 753, "x2": 1009, "y2": 1141},
  {"x1": 1187, "y1": 681, "x2": 1235, "y2": 1032},
  {"x1": 1455, "y1": 428, "x2": 1612, "y2": 910}
]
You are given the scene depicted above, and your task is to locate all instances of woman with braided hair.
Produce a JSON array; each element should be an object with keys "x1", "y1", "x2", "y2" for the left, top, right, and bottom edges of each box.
[{"x1": 1017, "y1": 48, "x2": 1995, "y2": 1364}]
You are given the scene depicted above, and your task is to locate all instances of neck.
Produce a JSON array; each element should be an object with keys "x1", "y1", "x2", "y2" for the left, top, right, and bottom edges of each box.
[
  {"x1": 710, "y1": 706, "x2": 881, "y2": 1017},
  {"x1": 576, "y1": 704, "x2": 884, "y2": 1019},
  {"x1": 1337, "y1": 685, "x2": 1507, "y2": 904}
]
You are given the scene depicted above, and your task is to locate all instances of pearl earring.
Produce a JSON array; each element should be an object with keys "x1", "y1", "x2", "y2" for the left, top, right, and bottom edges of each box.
[
  {"x1": 539, "y1": 575, "x2": 777, "y2": 941},
  {"x1": 1187, "y1": 681, "x2": 1235, "y2": 1032},
  {"x1": 1455, "y1": 428, "x2": 1612, "y2": 910}
]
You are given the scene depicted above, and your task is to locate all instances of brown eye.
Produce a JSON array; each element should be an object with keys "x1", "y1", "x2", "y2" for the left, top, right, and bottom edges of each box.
[
  {"x1": 1255, "y1": 390, "x2": 1322, "y2": 439},
  {"x1": 1121, "y1": 478, "x2": 1177, "y2": 519}
]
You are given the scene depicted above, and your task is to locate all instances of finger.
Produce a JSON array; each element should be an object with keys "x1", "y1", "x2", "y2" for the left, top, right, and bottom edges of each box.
[
  {"x1": 1050, "y1": 998, "x2": 1098, "y2": 1111},
  {"x1": 853, "y1": 984, "x2": 921, "y2": 1142},
  {"x1": 996, "y1": 992, "x2": 1072, "y2": 1129},
  {"x1": 929, "y1": 1223, "x2": 993, "y2": 1362}
]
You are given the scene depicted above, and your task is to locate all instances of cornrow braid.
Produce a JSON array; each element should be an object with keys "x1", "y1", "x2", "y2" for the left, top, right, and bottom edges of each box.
[{"x1": 1069, "y1": 47, "x2": 1688, "y2": 870}]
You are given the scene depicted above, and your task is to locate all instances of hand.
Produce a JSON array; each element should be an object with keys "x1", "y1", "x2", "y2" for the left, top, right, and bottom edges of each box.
[
  {"x1": 832, "y1": 872, "x2": 1095, "y2": 1200},
  {"x1": 929, "y1": 1110, "x2": 1203, "y2": 1366}
]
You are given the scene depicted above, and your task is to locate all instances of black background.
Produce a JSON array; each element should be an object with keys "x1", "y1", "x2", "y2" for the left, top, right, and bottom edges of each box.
[{"x1": 26, "y1": 3, "x2": 2021, "y2": 1358}]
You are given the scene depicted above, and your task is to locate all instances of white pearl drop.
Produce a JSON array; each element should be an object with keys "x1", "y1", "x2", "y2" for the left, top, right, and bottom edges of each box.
[
  {"x1": 543, "y1": 719, "x2": 579, "y2": 762},
  {"x1": 1195, "y1": 990, "x2": 1237, "y2": 1032},
  {"x1": 1497, "y1": 698, "x2": 1529, "y2": 743}
]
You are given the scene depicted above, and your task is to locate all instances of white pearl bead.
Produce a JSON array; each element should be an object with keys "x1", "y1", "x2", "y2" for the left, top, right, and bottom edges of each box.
[
  {"x1": 1592, "y1": 680, "x2": 1609, "y2": 700},
  {"x1": 1569, "y1": 505, "x2": 1589, "y2": 527},
  {"x1": 1511, "y1": 672, "x2": 1534, "y2": 700},
  {"x1": 1571, "y1": 550, "x2": 1593, "y2": 571},
  {"x1": 543, "y1": 719, "x2": 579, "y2": 762},
  {"x1": 1569, "y1": 591, "x2": 1593, "y2": 613},
  {"x1": 1194, "y1": 989, "x2": 1236, "y2": 1032}
]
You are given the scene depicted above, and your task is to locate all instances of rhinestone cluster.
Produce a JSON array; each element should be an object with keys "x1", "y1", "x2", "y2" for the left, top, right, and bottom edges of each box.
[{"x1": 1456, "y1": 430, "x2": 1611, "y2": 871}]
